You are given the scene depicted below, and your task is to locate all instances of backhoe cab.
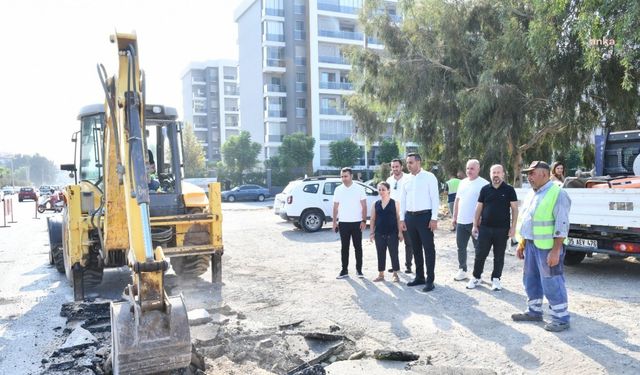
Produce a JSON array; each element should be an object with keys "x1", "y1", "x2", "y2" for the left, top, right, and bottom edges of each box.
[{"x1": 47, "y1": 33, "x2": 223, "y2": 374}]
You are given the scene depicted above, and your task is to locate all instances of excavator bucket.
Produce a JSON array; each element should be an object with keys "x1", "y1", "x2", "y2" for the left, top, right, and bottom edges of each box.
[{"x1": 110, "y1": 294, "x2": 191, "y2": 375}]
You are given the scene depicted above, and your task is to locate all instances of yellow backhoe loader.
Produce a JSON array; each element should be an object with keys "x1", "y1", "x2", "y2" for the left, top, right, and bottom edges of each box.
[{"x1": 46, "y1": 32, "x2": 223, "y2": 374}]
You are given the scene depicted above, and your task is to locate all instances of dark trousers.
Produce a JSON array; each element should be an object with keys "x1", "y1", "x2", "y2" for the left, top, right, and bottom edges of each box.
[
  {"x1": 339, "y1": 221, "x2": 363, "y2": 272},
  {"x1": 402, "y1": 229, "x2": 413, "y2": 269},
  {"x1": 405, "y1": 211, "x2": 435, "y2": 284},
  {"x1": 472, "y1": 225, "x2": 509, "y2": 280},
  {"x1": 375, "y1": 233, "x2": 400, "y2": 272}
]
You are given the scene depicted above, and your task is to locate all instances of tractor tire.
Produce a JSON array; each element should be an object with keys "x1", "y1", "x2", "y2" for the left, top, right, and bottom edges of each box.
[
  {"x1": 53, "y1": 246, "x2": 65, "y2": 273},
  {"x1": 564, "y1": 250, "x2": 586, "y2": 266},
  {"x1": 170, "y1": 255, "x2": 210, "y2": 278},
  {"x1": 170, "y1": 223, "x2": 210, "y2": 278}
]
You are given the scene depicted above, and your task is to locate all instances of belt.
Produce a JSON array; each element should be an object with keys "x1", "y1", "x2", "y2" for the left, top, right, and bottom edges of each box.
[{"x1": 406, "y1": 209, "x2": 431, "y2": 216}]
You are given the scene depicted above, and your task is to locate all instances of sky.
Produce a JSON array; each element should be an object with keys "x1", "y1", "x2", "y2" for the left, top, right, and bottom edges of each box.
[{"x1": 0, "y1": 0, "x2": 244, "y2": 165}]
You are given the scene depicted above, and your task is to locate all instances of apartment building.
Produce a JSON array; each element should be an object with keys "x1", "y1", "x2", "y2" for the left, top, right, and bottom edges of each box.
[
  {"x1": 181, "y1": 60, "x2": 241, "y2": 162},
  {"x1": 234, "y1": 0, "x2": 401, "y2": 171}
]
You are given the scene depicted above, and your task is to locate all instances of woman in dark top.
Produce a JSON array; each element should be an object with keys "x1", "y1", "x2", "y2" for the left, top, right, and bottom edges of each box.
[{"x1": 369, "y1": 181, "x2": 403, "y2": 282}]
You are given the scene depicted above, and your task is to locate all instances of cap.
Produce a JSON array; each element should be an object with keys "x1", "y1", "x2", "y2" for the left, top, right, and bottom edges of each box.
[{"x1": 521, "y1": 160, "x2": 550, "y2": 173}]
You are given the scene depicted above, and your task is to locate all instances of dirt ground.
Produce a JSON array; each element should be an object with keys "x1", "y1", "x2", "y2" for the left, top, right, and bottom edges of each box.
[{"x1": 1, "y1": 199, "x2": 640, "y2": 374}]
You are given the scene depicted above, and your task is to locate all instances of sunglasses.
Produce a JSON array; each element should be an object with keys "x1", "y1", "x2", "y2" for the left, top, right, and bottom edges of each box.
[{"x1": 394, "y1": 182, "x2": 398, "y2": 190}]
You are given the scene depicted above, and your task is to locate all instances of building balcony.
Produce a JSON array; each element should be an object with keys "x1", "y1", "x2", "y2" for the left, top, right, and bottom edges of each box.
[
  {"x1": 263, "y1": 7, "x2": 284, "y2": 17},
  {"x1": 295, "y1": 82, "x2": 307, "y2": 92},
  {"x1": 294, "y1": 5, "x2": 305, "y2": 15},
  {"x1": 294, "y1": 30, "x2": 306, "y2": 40},
  {"x1": 264, "y1": 58, "x2": 286, "y2": 72},
  {"x1": 320, "y1": 133, "x2": 353, "y2": 141},
  {"x1": 318, "y1": 55, "x2": 349, "y2": 65},
  {"x1": 296, "y1": 108, "x2": 307, "y2": 118},
  {"x1": 226, "y1": 122, "x2": 240, "y2": 128},
  {"x1": 225, "y1": 107, "x2": 239, "y2": 112},
  {"x1": 318, "y1": 29, "x2": 363, "y2": 41},
  {"x1": 264, "y1": 84, "x2": 287, "y2": 93},
  {"x1": 267, "y1": 134, "x2": 285, "y2": 142},
  {"x1": 320, "y1": 107, "x2": 347, "y2": 116},
  {"x1": 264, "y1": 33, "x2": 285, "y2": 43},
  {"x1": 318, "y1": 2, "x2": 360, "y2": 15},
  {"x1": 224, "y1": 89, "x2": 240, "y2": 96},
  {"x1": 367, "y1": 36, "x2": 383, "y2": 45},
  {"x1": 295, "y1": 57, "x2": 306, "y2": 66},
  {"x1": 266, "y1": 110, "x2": 287, "y2": 118},
  {"x1": 319, "y1": 81, "x2": 353, "y2": 90}
]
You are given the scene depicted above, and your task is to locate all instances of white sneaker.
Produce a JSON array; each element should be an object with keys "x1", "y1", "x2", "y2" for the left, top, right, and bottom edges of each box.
[
  {"x1": 491, "y1": 278, "x2": 502, "y2": 291},
  {"x1": 454, "y1": 269, "x2": 468, "y2": 281},
  {"x1": 466, "y1": 278, "x2": 481, "y2": 289}
]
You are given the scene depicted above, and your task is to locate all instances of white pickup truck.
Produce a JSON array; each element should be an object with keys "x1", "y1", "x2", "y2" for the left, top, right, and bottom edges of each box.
[{"x1": 515, "y1": 187, "x2": 640, "y2": 265}]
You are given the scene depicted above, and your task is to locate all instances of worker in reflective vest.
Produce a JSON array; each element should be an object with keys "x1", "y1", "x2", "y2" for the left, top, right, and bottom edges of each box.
[{"x1": 513, "y1": 161, "x2": 572, "y2": 332}]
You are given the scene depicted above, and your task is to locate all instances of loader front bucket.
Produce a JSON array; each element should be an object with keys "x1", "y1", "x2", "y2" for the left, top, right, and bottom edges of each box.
[{"x1": 110, "y1": 294, "x2": 191, "y2": 375}]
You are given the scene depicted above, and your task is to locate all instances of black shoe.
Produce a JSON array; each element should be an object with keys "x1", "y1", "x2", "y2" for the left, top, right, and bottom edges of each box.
[
  {"x1": 422, "y1": 283, "x2": 435, "y2": 292},
  {"x1": 407, "y1": 279, "x2": 426, "y2": 286},
  {"x1": 336, "y1": 270, "x2": 349, "y2": 279},
  {"x1": 404, "y1": 268, "x2": 412, "y2": 274},
  {"x1": 356, "y1": 270, "x2": 365, "y2": 279},
  {"x1": 387, "y1": 269, "x2": 394, "y2": 273},
  {"x1": 511, "y1": 312, "x2": 543, "y2": 322}
]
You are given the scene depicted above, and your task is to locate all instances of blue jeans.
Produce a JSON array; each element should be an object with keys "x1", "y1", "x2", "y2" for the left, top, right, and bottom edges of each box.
[{"x1": 523, "y1": 241, "x2": 570, "y2": 324}]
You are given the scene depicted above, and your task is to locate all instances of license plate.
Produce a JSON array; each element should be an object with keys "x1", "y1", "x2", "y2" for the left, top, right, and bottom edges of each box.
[{"x1": 568, "y1": 237, "x2": 598, "y2": 248}]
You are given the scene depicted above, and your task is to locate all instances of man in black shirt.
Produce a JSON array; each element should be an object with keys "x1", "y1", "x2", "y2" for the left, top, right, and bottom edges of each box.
[{"x1": 467, "y1": 164, "x2": 519, "y2": 291}]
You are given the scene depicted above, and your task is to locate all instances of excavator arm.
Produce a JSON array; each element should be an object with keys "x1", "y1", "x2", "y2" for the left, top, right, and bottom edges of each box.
[{"x1": 100, "y1": 32, "x2": 191, "y2": 375}]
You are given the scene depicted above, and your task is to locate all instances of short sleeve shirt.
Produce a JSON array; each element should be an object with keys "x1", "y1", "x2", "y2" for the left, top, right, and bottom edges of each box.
[
  {"x1": 455, "y1": 177, "x2": 489, "y2": 224},
  {"x1": 333, "y1": 183, "x2": 366, "y2": 223},
  {"x1": 478, "y1": 182, "x2": 518, "y2": 228}
]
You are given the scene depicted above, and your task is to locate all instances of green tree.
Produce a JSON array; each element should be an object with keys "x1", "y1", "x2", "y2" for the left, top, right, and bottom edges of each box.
[
  {"x1": 221, "y1": 131, "x2": 261, "y2": 185},
  {"x1": 264, "y1": 156, "x2": 292, "y2": 187},
  {"x1": 181, "y1": 123, "x2": 207, "y2": 178},
  {"x1": 376, "y1": 139, "x2": 400, "y2": 164},
  {"x1": 329, "y1": 139, "x2": 361, "y2": 168},
  {"x1": 348, "y1": 0, "x2": 639, "y2": 186},
  {"x1": 279, "y1": 133, "x2": 315, "y2": 176}
]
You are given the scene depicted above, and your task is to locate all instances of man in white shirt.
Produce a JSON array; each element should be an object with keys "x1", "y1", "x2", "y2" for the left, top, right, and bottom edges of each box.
[
  {"x1": 452, "y1": 159, "x2": 489, "y2": 281},
  {"x1": 386, "y1": 158, "x2": 413, "y2": 273},
  {"x1": 399, "y1": 153, "x2": 440, "y2": 292},
  {"x1": 333, "y1": 167, "x2": 367, "y2": 279}
]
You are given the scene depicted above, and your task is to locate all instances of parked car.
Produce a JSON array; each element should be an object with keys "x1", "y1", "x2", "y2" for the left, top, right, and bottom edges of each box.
[
  {"x1": 221, "y1": 184, "x2": 270, "y2": 202},
  {"x1": 2, "y1": 186, "x2": 15, "y2": 195},
  {"x1": 18, "y1": 187, "x2": 38, "y2": 202},
  {"x1": 274, "y1": 176, "x2": 380, "y2": 232}
]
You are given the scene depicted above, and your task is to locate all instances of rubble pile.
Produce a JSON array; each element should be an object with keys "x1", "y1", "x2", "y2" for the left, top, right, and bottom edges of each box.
[{"x1": 40, "y1": 301, "x2": 440, "y2": 375}]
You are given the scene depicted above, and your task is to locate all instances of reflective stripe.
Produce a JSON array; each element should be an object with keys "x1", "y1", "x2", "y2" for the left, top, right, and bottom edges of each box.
[
  {"x1": 551, "y1": 310, "x2": 569, "y2": 318},
  {"x1": 532, "y1": 220, "x2": 555, "y2": 226},
  {"x1": 528, "y1": 299, "x2": 543, "y2": 305},
  {"x1": 529, "y1": 305, "x2": 543, "y2": 312},
  {"x1": 550, "y1": 303, "x2": 568, "y2": 310},
  {"x1": 532, "y1": 234, "x2": 554, "y2": 240}
]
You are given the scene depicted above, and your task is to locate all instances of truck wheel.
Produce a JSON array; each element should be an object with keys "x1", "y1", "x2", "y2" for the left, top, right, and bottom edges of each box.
[
  {"x1": 564, "y1": 251, "x2": 586, "y2": 266},
  {"x1": 301, "y1": 209, "x2": 324, "y2": 232},
  {"x1": 170, "y1": 223, "x2": 210, "y2": 277},
  {"x1": 53, "y1": 246, "x2": 65, "y2": 273},
  {"x1": 293, "y1": 222, "x2": 302, "y2": 229},
  {"x1": 170, "y1": 256, "x2": 210, "y2": 277}
]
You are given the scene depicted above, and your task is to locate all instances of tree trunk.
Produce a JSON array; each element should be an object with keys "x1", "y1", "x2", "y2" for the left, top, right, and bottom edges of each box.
[{"x1": 512, "y1": 151, "x2": 523, "y2": 187}]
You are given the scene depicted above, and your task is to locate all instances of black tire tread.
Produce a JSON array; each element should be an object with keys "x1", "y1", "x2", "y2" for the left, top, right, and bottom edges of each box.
[{"x1": 53, "y1": 246, "x2": 65, "y2": 273}]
